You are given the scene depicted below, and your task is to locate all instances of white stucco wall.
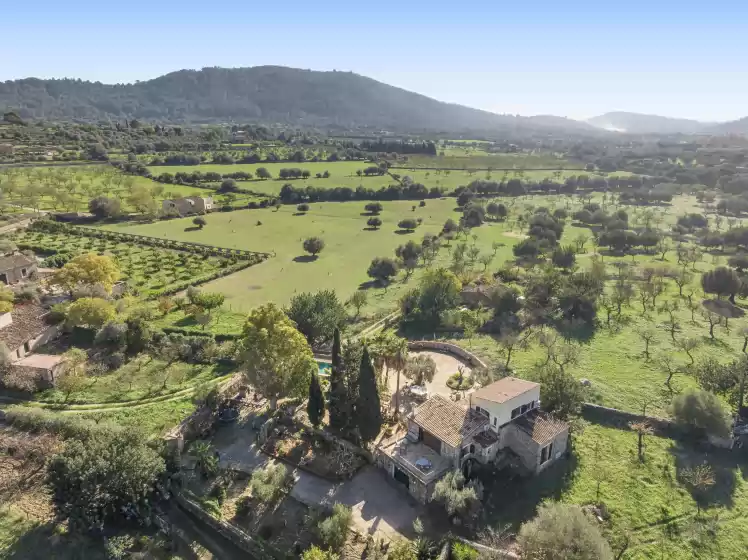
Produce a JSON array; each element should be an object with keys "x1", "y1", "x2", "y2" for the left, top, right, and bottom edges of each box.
[{"x1": 471, "y1": 386, "x2": 541, "y2": 431}]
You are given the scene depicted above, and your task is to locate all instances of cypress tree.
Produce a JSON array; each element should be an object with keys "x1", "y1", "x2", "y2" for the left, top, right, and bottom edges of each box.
[
  {"x1": 356, "y1": 346, "x2": 382, "y2": 443},
  {"x1": 307, "y1": 372, "x2": 325, "y2": 428},
  {"x1": 328, "y1": 328, "x2": 348, "y2": 432}
]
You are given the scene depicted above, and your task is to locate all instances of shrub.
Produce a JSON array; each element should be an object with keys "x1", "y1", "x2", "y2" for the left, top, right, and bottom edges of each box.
[
  {"x1": 302, "y1": 546, "x2": 339, "y2": 560},
  {"x1": 366, "y1": 217, "x2": 382, "y2": 229},
  {"x1": 297, "y1": 203, "x2": 310, "y2": 213},
  {"x1": 397, "y1": 218, "x2": 418, "y2": 232},
  {"x1": 451, "y1": 542, "x2": 479, "y2": 560},
  {"x1": 518, "y1": 503, "x2": 613, "y2": 560},
  {"x1": 431, "y1": 470, "x2": 482, "y2": 521},
  {"x1": 249, "y1": 463, "x2": 290, "y2": 504},
  {"x1": 672, "y1": 389, "x2": 732, "y2": 438},
  {"x1": 235, "y1": 495, "x2": 252, "y2": 517},
  {"x1": 318, "y1": 503, "x2": 353, "y2": 551},
  {"x1": 446, "y1": 371, "x2": 474, "y2": 391},
  {"x1": 193, "y1": 216, "x2": 207, "y2": 229}
]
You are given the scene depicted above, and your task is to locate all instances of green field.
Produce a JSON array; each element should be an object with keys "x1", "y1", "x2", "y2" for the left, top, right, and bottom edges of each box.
[
  {"x1": 149, "y1": 160, "x2": 582, "y2": 197},
  {"x1": 0, "y1": 165, "x2": 212, "y2": 213}
]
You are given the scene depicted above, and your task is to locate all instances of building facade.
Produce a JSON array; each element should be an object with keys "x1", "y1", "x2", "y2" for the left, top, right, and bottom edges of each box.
[
  {"x1": 0, "y1": 254, "x2": 37, "y2": 285},
  {"x1": 162, "y1": 196, "x2": 213, "y2": 215}
]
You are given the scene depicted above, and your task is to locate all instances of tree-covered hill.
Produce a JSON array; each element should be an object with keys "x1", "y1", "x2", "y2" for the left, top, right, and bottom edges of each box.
[{"x1": 0, "y1": 65, "x2": 594, "y2": 134}]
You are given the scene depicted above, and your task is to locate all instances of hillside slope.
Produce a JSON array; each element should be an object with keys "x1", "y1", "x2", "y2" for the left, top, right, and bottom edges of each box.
[
  {"x1": 586, "y1": 111, "x2": 710, "y2": 134},
  {"x1": 0, "y1": 66, "x2": 596, "y2": 134}
]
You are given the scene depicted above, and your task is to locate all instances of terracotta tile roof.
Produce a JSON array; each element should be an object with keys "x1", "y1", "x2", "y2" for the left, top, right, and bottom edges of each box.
[
  {"x1": 472, "y1": 377, "x2": 539, "y2": 404},
  {"x1": 411, "y1": 395, "x2": 489, "y2": 448},
  {"x1": 0, "y1": 254, "x2": 35, "y2": 272},
  {"x1": 514, "y1": 409, "x2": 569, "y2": 445},
  {"x1": 0, "y1": 304, "x2": 50, "y2": 351}
]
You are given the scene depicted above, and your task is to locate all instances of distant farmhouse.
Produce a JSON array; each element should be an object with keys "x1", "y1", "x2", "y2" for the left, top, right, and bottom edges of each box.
[
  {"x1": 0, "y1": 253, "x2": 37, "y2": 285},
  {"x1": 377, "y1": 377, "x2": 569, "y2": 503},
  {"x1": 162, "y1": 196, "x2": 213, "y2": 216}
]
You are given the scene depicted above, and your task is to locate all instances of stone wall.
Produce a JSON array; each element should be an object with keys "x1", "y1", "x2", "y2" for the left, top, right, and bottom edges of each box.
[
  {"x1": 581, "y1": 403, "x2": 676, "y2": 436},
  {"x1": 175, "y1": 493, "x2": 282, "y2": 559},
  {"x1": 407, "y1": 340, "x2": 487, "y2": 369}
]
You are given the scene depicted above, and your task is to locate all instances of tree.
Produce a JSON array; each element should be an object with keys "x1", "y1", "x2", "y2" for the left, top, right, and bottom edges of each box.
[
  {"x1": 397, "y1": 218, "x2": 419, "y2": 232},
  {"x1": 48, "y1": 426, "x2": 165, "y2": 531},
  {"x1": 52, "y1": 253, "x2": 120, "y2": 294},
  {"x1": 303, "y1": 236, "x2": 325, "y2": 257},
  {"x1": 88, "y1": 196, "x2": 121, "y2": 218},
  {"x1": 497, "y1": 327, "x2": 534, "y2": 370},
  {"x1": 517, "y1": 503, "x2": 613, "y2": 560},
  {"x1": 0, "y1": 286, "x2": 14, "y2": 314},
  {"x1": 458, "y1": 307, "x2": 486, "y2": 347},
  {"x1": 701, "y1": 309, "x2": 721, "y2": 339},
  {"x1": 297, "y1": 203, "x2": 310, "y2": 213},
  {"x1": 403, "y1": 354, "x2": 437, "y2": 386},
  {"x1": 630, "y1": 420, "x2": 654, "y2": 462},
  {"x1": 702, "y1": 266, "x2": 741, "y2": 303},
  {"x1": 413, "y1": 268, "x2": 462, "y2": 325},
  {"x1": 66, "y1": 297, "x2": 116, "y2": 329},
  {"x1": 302, "y1": 546, "x2": 339, "y2": 560},
  {"x1": 356, "y1": 347, "x2": 382, "y2": 443},
  {"x1": 364, "y1": 202, "x2": 383, "y2": 215},
  {"x1": 430, "y1": 470, "x2": 482, "y2": 522},
  {"x1": 193, "y1": 216, "x2": 206, "y2": 229},
  {"x1": 535, "y1": 364, "x2": 584, "y2": 419},
  {"x1": 327, "y1": 328, "x2": 348, "y2": 433},
  {"x1": 552, "y1": 245, "x2": 576, "y2": 270},
  {"x1": 347, "y1": 290, "x2": 368, "y2": 319},
  {"x1": 239, "y1": 303, "x2": 316, "y2": 409},
  {"x1": 671, "y1": 389, "x2": 732, "y2": 439},
  {"x1": 255, "y1": 167, "x2": 271, "y2": 179},
  {"x1": 696, "y1": 355, "x2": 748, "y2": 411},
  {"x1": 636, "y1": 327, "x2": 656, "y2": 360},
  {"x1": 286, "y1": 290, "x2": 346, "y2": 346},
  {"x1": 366, "y1": 216, "x2": 382, "y2": 229},
  {"x1": 680, "y1": 464, "x2": 716, "y2": 514},
  {"x1": 219, "y1": 179, "x2": 238, "y2": 192},
  {"x1": 673, "y1": 269, "x2": 693, "y2": 297},
  {"x1": 367, "y1": 257, "x2": 399, "y2": 286},
  {"x1": 307, "y1": 372, "x2": 326, "y2": 428},
  {"x1": 395, "y1": 240, "x2": 423, "y2": 277}
]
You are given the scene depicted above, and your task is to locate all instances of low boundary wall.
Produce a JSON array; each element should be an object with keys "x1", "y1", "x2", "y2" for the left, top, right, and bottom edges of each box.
[{"x1": 407, "y1": 340, "x2": 488, "y2": 369}]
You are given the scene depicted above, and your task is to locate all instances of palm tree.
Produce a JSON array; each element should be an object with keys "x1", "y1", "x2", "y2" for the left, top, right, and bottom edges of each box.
[{"x1": 390, "y1": 338, "x2": 409, "y2": 420}]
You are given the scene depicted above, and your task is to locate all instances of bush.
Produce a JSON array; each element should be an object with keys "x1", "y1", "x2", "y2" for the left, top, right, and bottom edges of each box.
[
  {"x1": 364, "y1": 202, "x2": 383, "y2": 215},
  {"x1": 302, "y1": 546, "x2": 339, "y2": 560},
  {"x1": 193, "y1": 216, "x2": 207, "y2": 229},
  {"x1": 672, "y1": 389, "x2": 732, "y2": 438},
  {"x1": 518, "y1": 503, "x2": 613, "y2": 560},
  {"x1": 318, "y1": 503, "x2": 353, "y2": 551},
  {"x1": 397, "y1": 218, "x2": 418, "y2": 232},
  {"x1": 451, "y1": 542, "x2": 479, "y2": 560},
  {"x1": 235, "y1": 495, "x2": 252, "y2": 517},
  {"x1": 431, "y1": 471, "x2": 482, "y2": 522},
  {"x1": 297, "y1": 203, "x2": 310, "y2": 213},
  {"x1": 249, "y1": 463, "x2": 290, "y2": 504},
  {"x1": 446, "y1": 372, "x2": 474, "y2": 391}
]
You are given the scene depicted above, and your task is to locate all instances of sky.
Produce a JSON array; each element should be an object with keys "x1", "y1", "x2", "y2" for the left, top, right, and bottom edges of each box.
[{"x1": 3, "y1": 1, "x2": 747, "y2": 122}]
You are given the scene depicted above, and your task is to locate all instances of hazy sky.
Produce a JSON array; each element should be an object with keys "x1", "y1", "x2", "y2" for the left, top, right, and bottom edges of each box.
[{"x1": 3, "y1": 1, "x2": 747, "y2": 122}]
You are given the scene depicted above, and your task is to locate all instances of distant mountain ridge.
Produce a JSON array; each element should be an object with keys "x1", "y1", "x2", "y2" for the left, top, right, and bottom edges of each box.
[
  {"x1": 586, "y1": 111, "x2": 712, "y2": 134},
  {"x1": 0, "y1": 66, "x2": 595, "y2": 134}
]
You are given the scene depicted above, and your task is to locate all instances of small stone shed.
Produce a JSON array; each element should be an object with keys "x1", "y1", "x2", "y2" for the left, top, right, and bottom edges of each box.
[{"x1": 0, "y1": 254, "x2": 37, "y2": 285}]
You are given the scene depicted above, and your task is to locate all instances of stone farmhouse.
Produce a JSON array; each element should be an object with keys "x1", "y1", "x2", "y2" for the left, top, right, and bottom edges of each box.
[
  {"x1": 376, "y1": 377, "x2": 569, "y2": 503},
  {"x1": 162, "y1": 196, "x2": 213, "y2": 215},
  {"x1": 0, "y1": 253, "x2": 37, "y2": 285}
]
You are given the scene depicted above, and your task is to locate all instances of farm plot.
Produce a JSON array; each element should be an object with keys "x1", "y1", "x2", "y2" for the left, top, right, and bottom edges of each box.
[
  {"x1": 0, "y1": 165, "x2": 212, "y2": 214},
  {"x1": 11, "y1": 228, "x2": 239, "y2": 297}
]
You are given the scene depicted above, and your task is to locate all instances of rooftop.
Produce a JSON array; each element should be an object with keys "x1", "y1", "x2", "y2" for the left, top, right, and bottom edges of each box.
[
  {"x1": 0, "y1": 304, "x2": 50, "y2": 351},
  {"x1": 14, "y1": 353, "x2": 63, "y2": 370},
  {"x1": 0, "y1": 253, "x2": 35, "y2": 271},
  {"x1": 514, "y1": 409, "x2": 569, "y2": 445},
  {"x1": 472, "y1": 377, "x2": 540, "y2": 404},
  {"x1": 411, "y1": 395, "x2": 489, "y2": 448}
]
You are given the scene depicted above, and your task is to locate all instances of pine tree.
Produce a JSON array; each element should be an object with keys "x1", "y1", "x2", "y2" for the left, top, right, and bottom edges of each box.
[
  {"x1": 328, "y1": 328, "x2": 348, "y2": 432},
  {"x1": 356, "y1": 346, "x2": 382, "y2": 443},
  {"x1": 307, "y1": 372, "x2": 325, "y2": 428}
]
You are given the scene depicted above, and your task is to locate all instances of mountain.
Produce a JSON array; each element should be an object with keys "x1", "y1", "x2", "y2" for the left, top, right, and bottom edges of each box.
[
  {"x1": 708, "y1": 117, "x2": 748, "y2": 135},
  {"x1": 0, "y1": 66, "x2": 601, "y2": 135},
  {"x1": 586, "y1": 111, "x2": 711, "y2": 134}
]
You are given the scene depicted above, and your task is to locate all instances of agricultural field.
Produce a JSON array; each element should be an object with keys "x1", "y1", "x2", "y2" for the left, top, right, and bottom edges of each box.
[
  {"x1": 0, "y1": 165, "x2": 213, "y2": 214},
  {"x1": 97, "y1": 198, "x2": 515, "y2": 315},
  {"x1": 149, "y1": 159, "x2": 583, "y2": 197},
  {"x1": 10, "y1": 227, "x2": 239, "y2": 297}
]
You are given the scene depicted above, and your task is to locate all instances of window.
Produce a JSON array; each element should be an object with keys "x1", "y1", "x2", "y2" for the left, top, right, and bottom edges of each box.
[
  {"x1": 540, "y1": 442, "x2": 554, "y2": 465},
  {"x1": 511, "y1": 406, "x2": 521, "y2": 419},
  {"x1": 474, "y1": 406, "x2": 488, "y2": 417},
  {"x1": 21, "y1": 268, "x2": 27, "y2": 277},
  {"x1": 493, "y1": 417, "x2": 497, "y2": 426},
  {"x1": 520, "y1": 403, "x2": 530, "y2": 414}
]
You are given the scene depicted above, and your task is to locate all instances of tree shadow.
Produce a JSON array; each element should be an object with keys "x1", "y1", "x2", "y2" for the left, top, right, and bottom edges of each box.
[
  {"x1": 292, "y1": 255, "x2": 318, "y2": 263},
  {"x1": 184, "y1": 226, "x2": 200, "y2": 232},
  {"x1": 477, "y1": 451, "x2": 580, "y2": 532},
  {"x1": 293, "y1": 212, "x2": 308, "y2": 217},
  {"x1": 668, "y1": 440, "x2": 746, "y2": 511},
  {"x1": 394, "y1": 229, "x2": 415, "y2": 235},
  {"x1": 358, "y1": 280, "x2": 381, "y2": 290},
  {"x1": 362, "y1": 227, "x2": 380, "y2": 231}
]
